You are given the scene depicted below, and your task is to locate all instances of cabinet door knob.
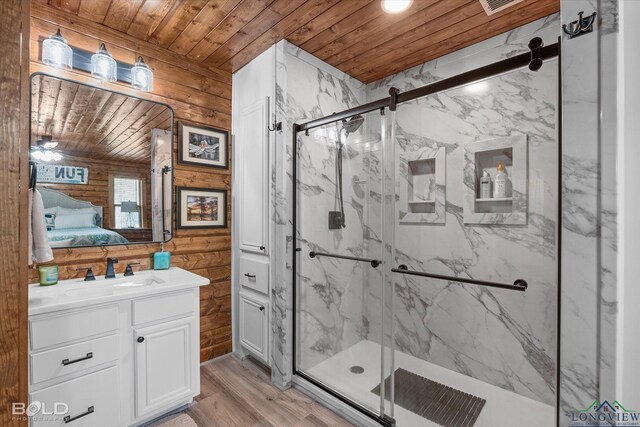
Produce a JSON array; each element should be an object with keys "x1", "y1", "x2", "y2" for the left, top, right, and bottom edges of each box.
[
  {"x1": 259, "y1": 306, "x2": 265, "y2": 311},
  {"x1": 137, "y1": 336, "x2": 145, "y2": 343},
  {"x1": 259, "y1": 246, "x2": 265, "y2": 251}
]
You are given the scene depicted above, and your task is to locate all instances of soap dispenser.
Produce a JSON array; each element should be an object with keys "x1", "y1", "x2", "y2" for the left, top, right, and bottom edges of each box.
[
  {"x1": 493, "y1": 161, "x2": 508, "y2": 198},
  {"x1": 479, "y1": 170, "x2": 492, "y2": 199},
  {"x1": 153, "y1": 241, "x2": 171, "y2": 270}
]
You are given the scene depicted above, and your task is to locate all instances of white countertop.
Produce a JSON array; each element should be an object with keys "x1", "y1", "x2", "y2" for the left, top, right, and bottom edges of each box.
[{"x1": 29, "y1": 267, "x2": 209, "y2": 316}]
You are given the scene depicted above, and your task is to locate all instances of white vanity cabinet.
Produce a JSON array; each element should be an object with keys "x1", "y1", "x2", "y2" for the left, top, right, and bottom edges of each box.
[
  {"x1": 232, "y1": 45, "x2": 275, "y2": 365},
  {"x1": 134, "y1": 317, "x2": 198, "y2": 419},
  {"x1": 28, "y1": 268, "x2": 208, "y2": 427}
]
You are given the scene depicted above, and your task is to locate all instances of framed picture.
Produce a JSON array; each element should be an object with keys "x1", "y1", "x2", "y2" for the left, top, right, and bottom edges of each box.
[
  {"x1": 178, "y1": 122, "x2": 229, "y2": 169},
  {"x1": 177, "y1": 187, "x2": 227, "y2": 229}
]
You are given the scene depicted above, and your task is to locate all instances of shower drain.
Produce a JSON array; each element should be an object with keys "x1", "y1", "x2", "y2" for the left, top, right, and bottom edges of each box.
[{"x1": 350, "y1": 365, "x2": 365, "y2": 374}]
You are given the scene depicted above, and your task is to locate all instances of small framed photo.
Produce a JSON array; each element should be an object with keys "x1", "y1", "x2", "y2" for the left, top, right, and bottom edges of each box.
[
  {"x1": 178, "y1": 122, "x2": 229, "y2": 169},
  {"x1": 177, "y1": 187, "x2": 227, "y2": 229}
]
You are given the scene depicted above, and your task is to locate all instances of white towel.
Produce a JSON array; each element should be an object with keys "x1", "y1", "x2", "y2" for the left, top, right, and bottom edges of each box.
[{"x1": 29, "y1": 188, "x2": 54, "y2": 265}]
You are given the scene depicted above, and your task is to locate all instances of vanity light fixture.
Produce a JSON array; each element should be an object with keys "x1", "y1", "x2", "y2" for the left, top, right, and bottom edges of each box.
[
  {"x1": 42, "y1": 29, "x2": 73, "y2": 69},
  {"x1": 91, "y1": 43, "x2": 117, "y2": 82},
  {"x1": 381, "y1": 0, "x2": 413, "y2": 13},
  {"x1": 131, "y1": 56, "x2": 154, "y2": 92}
]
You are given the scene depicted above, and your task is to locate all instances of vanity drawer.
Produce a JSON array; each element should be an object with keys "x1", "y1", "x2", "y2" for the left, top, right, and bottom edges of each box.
[
  {"x1": 30, "y1": 305, "x2": 119, "y2": 351},
  {"x1": 239, "y1": 256, "x2": 269, "y2": 294},
  {"x1": 30, "y1": 334, "x2": 119, "y2": 385},
  {"x1": 132, "y1": 289, "x2": 196, "y2": 326},
  {"x1": 30, "y1": 366, "x2": 120, "y2": 427}
]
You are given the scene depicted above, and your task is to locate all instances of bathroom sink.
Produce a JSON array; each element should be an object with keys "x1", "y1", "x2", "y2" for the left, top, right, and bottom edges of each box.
[
  {"x1": 64, "y1": 275, "x2": 165, "y2": 297},
  {"x1": 65, "y1": 287, "x2": 115, "y2": 298},
  {"x1": 113, "y1": 277, "x2": 165, "y2": 288}
]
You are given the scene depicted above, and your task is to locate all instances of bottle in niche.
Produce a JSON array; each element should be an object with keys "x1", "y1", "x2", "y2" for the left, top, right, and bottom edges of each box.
[
  {"x1": 479, "y1": 170, "x2": 492, "y2": 199},
  {"x1": 493, "y1": 161, "x2": 508, "y2": 198}
]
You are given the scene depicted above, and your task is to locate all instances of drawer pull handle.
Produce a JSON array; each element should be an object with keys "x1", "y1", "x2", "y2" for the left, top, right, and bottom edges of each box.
[
  {"x1": 64, "y1": 406, "x2": 94, "y2": 423},
  {"x1": 62, "y1": 352, "x2": 93, "y2": 366},
  {"x1": 244, "y1": 273, "x2": 256, "y2": 279}
]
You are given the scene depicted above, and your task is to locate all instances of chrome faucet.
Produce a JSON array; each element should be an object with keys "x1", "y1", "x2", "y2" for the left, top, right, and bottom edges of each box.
[{"x1": 105, "y1": 257, "x2": 119, "y2": 279}]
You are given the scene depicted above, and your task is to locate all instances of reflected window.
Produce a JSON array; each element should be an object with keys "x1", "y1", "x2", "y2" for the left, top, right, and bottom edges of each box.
[{"x1": 113, "y1": 176, "x2": 142, "y2": 228}]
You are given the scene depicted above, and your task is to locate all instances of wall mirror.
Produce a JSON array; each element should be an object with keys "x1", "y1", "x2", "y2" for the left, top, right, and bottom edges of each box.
[{"x1": 30, "y1": 73, "x2": 174, "y2": 249}]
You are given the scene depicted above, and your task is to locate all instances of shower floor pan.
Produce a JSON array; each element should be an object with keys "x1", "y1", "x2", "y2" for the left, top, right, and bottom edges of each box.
[{"x1": 305, "y1": 340, "x2": 554, "y2": 427}]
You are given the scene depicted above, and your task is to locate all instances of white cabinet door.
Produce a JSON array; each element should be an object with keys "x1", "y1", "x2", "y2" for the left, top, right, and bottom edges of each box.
[
  {"x1": 237, "y1": 98, "x2": 269, "y2": 254},
  {"x1": 239, "y1": 291, "x2": 269, "y2": 363},
  {"x1": 134, "y1": 318, "x2": 197, "y2": 419}
]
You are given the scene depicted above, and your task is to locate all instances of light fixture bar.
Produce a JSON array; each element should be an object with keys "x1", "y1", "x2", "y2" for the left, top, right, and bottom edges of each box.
[{"x1": 41, "y1": 29, "x2": 154, "y2": 91}]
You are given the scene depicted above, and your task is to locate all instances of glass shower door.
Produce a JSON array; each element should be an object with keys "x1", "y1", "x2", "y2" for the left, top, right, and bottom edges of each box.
[
  {"x1": 294, "y1": 109, "x2": 396, "y2": 422},
  {"x1": 294, "y1": 59, "x2": 558, "y2": 427},
  {"x1": 386, "y1": 63, "x2": 558, "y2": 427}
]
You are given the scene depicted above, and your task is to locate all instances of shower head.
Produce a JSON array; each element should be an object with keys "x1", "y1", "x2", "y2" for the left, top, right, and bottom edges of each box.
[{"x1": 340, "y1": 115, "x2": 365, "y2": 135}]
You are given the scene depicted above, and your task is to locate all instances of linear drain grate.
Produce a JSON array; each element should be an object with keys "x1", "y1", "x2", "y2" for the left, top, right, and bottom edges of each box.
[{"x1": 372, "y1": 368, "x2": 486, "y2": 427}]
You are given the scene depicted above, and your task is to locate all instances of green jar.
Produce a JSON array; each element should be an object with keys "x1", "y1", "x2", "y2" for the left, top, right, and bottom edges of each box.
[{"x1": 38, "y1": 265, "x2": 59, "y2": 286}]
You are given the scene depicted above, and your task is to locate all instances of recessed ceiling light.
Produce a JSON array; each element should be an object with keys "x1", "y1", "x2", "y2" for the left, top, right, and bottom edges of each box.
[{"x1": 381, "y1": 0, "x2": 413, "y2": 14}]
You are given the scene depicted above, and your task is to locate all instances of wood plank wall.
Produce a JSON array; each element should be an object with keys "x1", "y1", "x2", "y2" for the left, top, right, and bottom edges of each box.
[
  {"x1": 29, "y1": 11, "x2": 233, "y2": 362},
  {"x1": 0, "y1": 0, "x2": 30, "y2": 425}
]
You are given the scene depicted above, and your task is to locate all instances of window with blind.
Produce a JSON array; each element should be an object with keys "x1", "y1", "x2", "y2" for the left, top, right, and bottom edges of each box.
[{"x1": 113, "y1": 176, "x2": 142, "y2": 228}]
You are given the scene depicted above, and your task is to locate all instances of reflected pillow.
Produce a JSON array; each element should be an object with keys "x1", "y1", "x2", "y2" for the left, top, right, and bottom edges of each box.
[
  {"x1": 54, "y1": 212, "x2": 95, "y2": 229},
  {"x1": 57, "y1": 207, "x2": 95, "y2": 216}
]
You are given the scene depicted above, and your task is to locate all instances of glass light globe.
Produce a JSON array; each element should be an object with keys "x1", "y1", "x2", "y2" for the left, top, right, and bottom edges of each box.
[
  {"x1": 131, "y1": 56, "x2": 153, "y2": 91},
  {"x1": 42, "y1": 29, "x2": 72, "y2": 69},
  {"x1": 91, "y1": 43, "x2": 117, "y2": 82}
]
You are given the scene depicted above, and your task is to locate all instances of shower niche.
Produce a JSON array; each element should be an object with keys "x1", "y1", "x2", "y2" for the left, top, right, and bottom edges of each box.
[
  {"x1": 399, "y1": 147, "x2": 445, "y2": 224},
  {"x1": 463, "y1": 134, "x2": 527, "y2": 225}
]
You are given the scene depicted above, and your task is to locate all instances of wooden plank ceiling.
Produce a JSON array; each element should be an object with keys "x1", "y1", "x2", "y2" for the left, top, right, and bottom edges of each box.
[
  {"x1": 37, "y1": 0, "x2": 559, "y2": 83},
  {"x1": 31, "y1": 74, "x2": 172, "y2": 163}
]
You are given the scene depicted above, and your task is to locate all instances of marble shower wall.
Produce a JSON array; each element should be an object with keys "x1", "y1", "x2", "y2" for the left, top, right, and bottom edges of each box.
[
  {"x1": 271, "y1": 9, "x2": 621, "y2": 415},
  {"x1": 271, "y1": 41, "x2": 368, "y2": 386},
  {"x1": 364, "y1": 15, "x2": 560, "y2": 406}
]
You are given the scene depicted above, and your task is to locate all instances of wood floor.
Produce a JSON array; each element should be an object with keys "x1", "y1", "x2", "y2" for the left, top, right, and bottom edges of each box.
[{"x1": 157, "y1": 355, "x2": 355, "y2": 427}]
